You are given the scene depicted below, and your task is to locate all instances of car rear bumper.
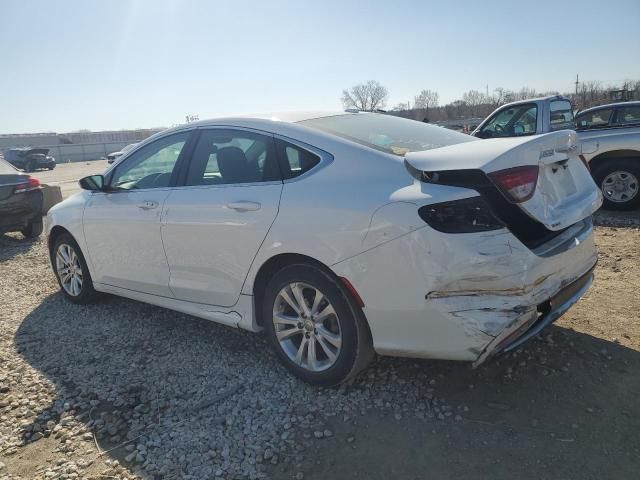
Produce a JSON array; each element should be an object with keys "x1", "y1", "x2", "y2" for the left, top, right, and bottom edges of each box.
[
  {"x1": 473, "y1": 264, "x2": 594, "y2": 366},
  {"x1": 0, "y1": 189, "x2": 43, "y2": 233},
  {"x1": 332, "y1": 217, "x2": 597, "y2": 363}
]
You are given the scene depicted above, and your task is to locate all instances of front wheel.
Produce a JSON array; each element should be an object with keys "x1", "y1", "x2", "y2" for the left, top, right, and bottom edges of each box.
[
  {"x1": 51, "y1": 233, "x2": 98, "y2": 304},
  {"x1": 263, "y1": 264, "x2": 373, "y2": 386},
  {"x1": 592, "y1": 159, "x2": 640, "y2": 210}
]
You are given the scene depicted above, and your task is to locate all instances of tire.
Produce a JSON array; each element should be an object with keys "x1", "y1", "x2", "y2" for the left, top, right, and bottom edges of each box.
[
  {"x1": 21, "y1": 217, "x2": 43, "y2": 238},
  {"x1": 51, "y1": 233, "x2": 98, "y2": 304},
  {"x1": 592, "y1": 158, "x2": 640, "y2": 211},
  {"x1": 263, "y1": 264, "x2": 374, "y2": 386}
]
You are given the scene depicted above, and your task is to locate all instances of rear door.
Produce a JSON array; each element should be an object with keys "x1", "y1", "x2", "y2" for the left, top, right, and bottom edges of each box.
[{"x1": 160, "y1": 128, "x2": 283, "y2": 307}]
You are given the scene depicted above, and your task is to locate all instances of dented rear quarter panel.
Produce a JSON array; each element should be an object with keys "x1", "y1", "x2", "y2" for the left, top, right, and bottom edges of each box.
[{"x1": 332, "y1": 216, "x2": 598, "y2": 362}]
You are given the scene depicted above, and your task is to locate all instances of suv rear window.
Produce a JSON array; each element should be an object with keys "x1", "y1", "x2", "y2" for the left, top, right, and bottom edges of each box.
[
  {"x1": 614, "y1": 106, "x2": 640, "y2": 125},
  {"x1": 298, "y1": 113, "x2": 474, "y2": 156}
]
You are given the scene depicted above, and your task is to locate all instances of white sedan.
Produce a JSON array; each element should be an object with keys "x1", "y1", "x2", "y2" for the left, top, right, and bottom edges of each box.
[{"x1": 46, "y1": 111, "x2": 602, "y2": 385}]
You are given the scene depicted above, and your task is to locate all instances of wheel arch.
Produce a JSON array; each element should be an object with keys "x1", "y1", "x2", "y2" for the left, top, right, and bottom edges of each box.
[
  {"x1": 251, "y1": 253, "x2": 370, "y2": 336},
  {"x1": 589, "y1": 149, "x2": 640, "y2": 171}
]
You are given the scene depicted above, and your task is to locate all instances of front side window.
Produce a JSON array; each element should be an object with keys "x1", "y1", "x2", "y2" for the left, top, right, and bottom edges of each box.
[
  {"x1": 478, "y1": 104, "x2": 537, "y2": 138},
  {"x1": 549, "y1": 100, "x2": 575, "y2": 130},
  {"x1": 614, "y1": 106, "x2": 640, "y2": 125},
  {"x1": 299, "y1": 113, "x2": 474, "y2": 156},
  {"x1": 185, "y1": 129, "x2": 280, "y2": 186},
  {"x1": 576, "y1": 109, "x2": 613, "y2": 129},
  {"x1": 109, "y1": 132, "x2": 188, "y2": 190}
]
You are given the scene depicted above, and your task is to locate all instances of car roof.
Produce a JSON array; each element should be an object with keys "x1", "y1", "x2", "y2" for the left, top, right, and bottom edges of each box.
[
  {"x1": 577, "y1": 101, "x2": 640, "y2": 115},
  {"x1": 499, "y1": 95, "x2": 570, "y2": 109},
  {"x1": 184, "y1": 110, "x2": 352, "y2": 128}
]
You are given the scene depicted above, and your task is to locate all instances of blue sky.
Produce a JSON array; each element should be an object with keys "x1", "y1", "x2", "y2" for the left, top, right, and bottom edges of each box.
[{"x1": 1, "y1": 0, "x2": 639, "y2": 133}]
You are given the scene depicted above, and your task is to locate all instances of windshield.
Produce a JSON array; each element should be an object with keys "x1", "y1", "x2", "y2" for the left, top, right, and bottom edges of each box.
[
  {"x1": 0, "y1": 158, "x2": 17, "y2": 174},
  {"x1": 298, "y1": 113, "x2": 475, "y2": 155}
]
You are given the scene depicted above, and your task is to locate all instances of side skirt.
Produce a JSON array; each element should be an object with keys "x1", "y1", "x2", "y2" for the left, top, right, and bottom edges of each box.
[{"x1": 94, "y1": 283, "x2": 258, "y2": 331}]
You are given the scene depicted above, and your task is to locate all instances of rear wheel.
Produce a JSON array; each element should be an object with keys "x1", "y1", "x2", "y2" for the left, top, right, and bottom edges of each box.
[
  {"x1": 51, "y1": 233, "x2": 98, "y2": 304},
  {"x1": 263, "y1": 264, "x2": 373, "y2": 386},
  {"x1": 592, "y1": 159, "x2": 640, "y2": 210},
  {"x1": 21, "y1": 217, "x2": 43, "y2": 238}
]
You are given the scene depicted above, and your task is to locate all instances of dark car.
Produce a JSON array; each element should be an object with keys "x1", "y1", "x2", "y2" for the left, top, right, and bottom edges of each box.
[
  {"x1": 0, "y1": 157, "x2": 44, "y2": 238},
  {"x1": 4, "y1": 147, "x2": 56, "y2": 172}
]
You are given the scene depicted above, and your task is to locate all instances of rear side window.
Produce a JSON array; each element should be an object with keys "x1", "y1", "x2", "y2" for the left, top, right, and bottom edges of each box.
[
  {"x1": 576, "y1": 109, "x2": 613, "y2": 129},
  {"x1": 614, "y1": 106, "x2": 640, "y2": 125},
  {"x1": 275, "y1": 139, "x2": 321, "y2": 179},
  {"x1": 549, "y1": 100, "x2": 574, "y2": 130},
  {"x1": 185, "y1": 129, "x2": 280, "y2": 186}
]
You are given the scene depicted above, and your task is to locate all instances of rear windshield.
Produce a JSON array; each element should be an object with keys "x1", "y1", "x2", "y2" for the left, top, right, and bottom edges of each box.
[
  {"x1": 0, "y1": 158, "x2": 17, "y2": 174},
  {"x1": 298, "y1": 113, "x2": 475, "y2": 155}
]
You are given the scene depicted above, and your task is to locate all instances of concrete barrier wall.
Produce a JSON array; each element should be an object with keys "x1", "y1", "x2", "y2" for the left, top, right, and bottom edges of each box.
[{"x1": 46, "y1": 142, "x2": 131, "y2": 163}]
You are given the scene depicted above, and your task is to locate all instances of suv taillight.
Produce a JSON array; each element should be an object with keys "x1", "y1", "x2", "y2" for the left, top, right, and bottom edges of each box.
[
  {"x1": 14, "y1": 177, "x2": 41, "y2": 194},
  {"x1": 488, "y1": 165, "x2": 539, "y2": 203}
]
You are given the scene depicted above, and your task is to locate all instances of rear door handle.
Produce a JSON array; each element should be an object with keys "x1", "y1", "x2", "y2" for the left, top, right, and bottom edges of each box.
[
  {"x1": 137, "y1": 200, "x2": 159, "y2": 210},
  {"x1": 226, "y1": 201, "x2": 261, "y2": 212}
]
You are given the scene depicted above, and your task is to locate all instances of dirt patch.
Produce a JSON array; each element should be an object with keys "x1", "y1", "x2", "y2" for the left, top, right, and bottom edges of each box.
[{"x1": 1, "y1": 225, "x2": 639, "y2": 479}]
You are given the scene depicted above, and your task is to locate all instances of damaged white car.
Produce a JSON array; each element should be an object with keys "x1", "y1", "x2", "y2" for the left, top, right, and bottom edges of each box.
[{"x1": 46, "y1": 112, "x2": 602, "y2": 385}]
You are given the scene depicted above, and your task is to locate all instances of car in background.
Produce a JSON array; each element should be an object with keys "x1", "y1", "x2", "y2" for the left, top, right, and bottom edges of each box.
[
  {"x1": 47, "y1": 111, "x2": 600, "y2": 385},
  {"x1": 107, "y1": 143, "x2": 138, "y2": 164},
  {"x1": 472, "y1": 97, "x2": 640, "y2": 210},
  {"x1": 4, "y1": 147, "x2": 56, "y2": 172},
  {"x1": 576, "y1": 102, "x2": 640, "y2": 210},
  {"x1": 0, "y1": 157, "x2": 44, "y2": 238}
]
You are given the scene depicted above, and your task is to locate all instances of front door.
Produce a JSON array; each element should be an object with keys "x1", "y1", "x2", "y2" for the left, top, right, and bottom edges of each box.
[
  {"x1": 82, "y1": 131, "x2": 190, "y2": 297},
  {"x1": 161, "y1": 128, "x2": 282, "y2": 307}
]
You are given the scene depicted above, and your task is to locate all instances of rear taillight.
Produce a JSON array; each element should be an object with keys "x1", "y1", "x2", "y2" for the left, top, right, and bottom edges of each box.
[
  {"x1": 488, "y1": 165, "x2": 539, "y2": 203},
  {"x1": 14, "y1": 177, "x2": 41, "y2": 194},
  {"x1": 418, "y1": 196, "x2": 504, "y2": 233}
]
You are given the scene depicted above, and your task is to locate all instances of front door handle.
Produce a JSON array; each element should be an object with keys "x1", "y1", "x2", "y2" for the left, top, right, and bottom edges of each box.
[
  {"x1": 137, "y1": 200, "x2": 159, "y2": 210},
  {"x1": 226, "y1": 201, "x2": 261, "y2": 212}
]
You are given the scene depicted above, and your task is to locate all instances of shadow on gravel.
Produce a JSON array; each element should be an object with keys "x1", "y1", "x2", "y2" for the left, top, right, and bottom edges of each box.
[
  {"x1": 0, "y1": 233, "x2": 38, "y2": 262},
  {"x1": 593, "y1": 208, "x2": 640, "y2": 228},
  {"x1": 13, "y1": 292, "x2": 640, "y2": 479}
]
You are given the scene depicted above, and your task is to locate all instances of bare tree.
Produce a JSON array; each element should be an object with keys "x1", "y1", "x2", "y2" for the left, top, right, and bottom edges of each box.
[
  {"x1": 461, "y1": 90, "x2": 487, "y2": 116},
  {"x1": 414, "y1": 89, "x2": 439, "y2": 111},
  {"x1": 341, "y1": 80, "x2": 389, "y2": 111}
]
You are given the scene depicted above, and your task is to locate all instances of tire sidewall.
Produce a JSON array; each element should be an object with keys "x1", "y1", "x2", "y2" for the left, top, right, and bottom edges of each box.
[
  {"x1": 263, "y1": 265, "x2": 360, "y2": 386},
  {"x1": 51, "y1": 234, "x2": 96, "y2": 304},
  {"x1": 592, "y1": 159, "x2": 640, "y2": 211}
]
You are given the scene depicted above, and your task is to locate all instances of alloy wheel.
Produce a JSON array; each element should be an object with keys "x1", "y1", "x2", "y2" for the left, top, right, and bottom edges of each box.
[
  {"x1": 272, "y1": 282, "x2": 342, "y2": 372},
  {"x1": 55, "y1": 243, "x2": 83, "y2": 296}
]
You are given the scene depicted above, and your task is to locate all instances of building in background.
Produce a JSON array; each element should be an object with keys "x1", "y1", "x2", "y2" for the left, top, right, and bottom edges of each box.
[{"x1": 0, "y1": 128, "x2": 165, "y2": 163}]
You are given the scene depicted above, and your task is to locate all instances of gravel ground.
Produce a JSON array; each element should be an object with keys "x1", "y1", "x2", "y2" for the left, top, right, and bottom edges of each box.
[{"x1": 0, "y1": 217, "x2": 639, "y2": 480}]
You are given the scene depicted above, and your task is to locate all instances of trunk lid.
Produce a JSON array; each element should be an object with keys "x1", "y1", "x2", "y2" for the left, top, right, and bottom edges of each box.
[{"x1": 405, "y1": 130, "x2": 602, "y2": 231}]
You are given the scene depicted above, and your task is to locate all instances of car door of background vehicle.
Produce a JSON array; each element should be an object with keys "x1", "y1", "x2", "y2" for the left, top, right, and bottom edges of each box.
[
  {"x1": 160, "y1": 128, "x2": 283, "y2": 307},
  {"x1": 82, "y1": 131, "x2": 191, "y2": 297}
]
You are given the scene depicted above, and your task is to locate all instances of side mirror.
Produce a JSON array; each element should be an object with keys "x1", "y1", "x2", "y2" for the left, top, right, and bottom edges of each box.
[{"x1": 79, "y1": 174, "x2": 105, "y2": 191}]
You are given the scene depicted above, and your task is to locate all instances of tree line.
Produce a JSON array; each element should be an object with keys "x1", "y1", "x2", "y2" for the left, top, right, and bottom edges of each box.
[{"x1": 341, "y1": 79, "x2": 640, "y2": 122}]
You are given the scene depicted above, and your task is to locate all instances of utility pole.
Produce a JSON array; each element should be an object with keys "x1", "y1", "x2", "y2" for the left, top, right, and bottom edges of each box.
[{"x1": 575, "y1": 74, "x2": 579, "y2": 97}]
